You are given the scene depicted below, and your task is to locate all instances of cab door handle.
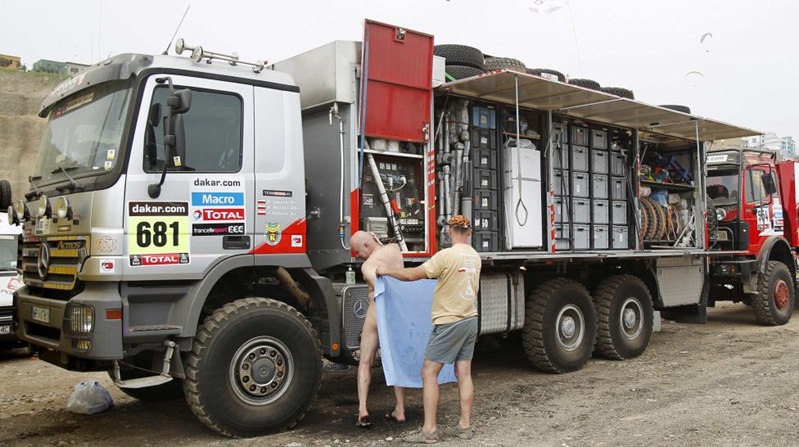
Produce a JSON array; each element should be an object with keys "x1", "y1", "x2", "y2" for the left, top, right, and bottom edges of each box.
[{"x1": 223, "y1": 235, "x2": 250, "y2": 250}]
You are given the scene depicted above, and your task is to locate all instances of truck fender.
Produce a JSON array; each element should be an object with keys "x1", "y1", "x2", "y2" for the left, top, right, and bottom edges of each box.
[
  {"x1": 757, "y1": 236, "x2": 795, "y2": 280},
  {"x1": 176, "y1": 254, "x2": 340, "y2": 356}
]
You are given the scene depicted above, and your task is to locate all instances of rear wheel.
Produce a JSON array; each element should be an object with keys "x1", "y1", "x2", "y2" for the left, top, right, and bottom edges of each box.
[
  {"x1": 522, "y1": 278, "x2": 597, "y2": 373},
  {"x1": 0, "y1": 179, "x2": 11, "y2": 209},
  {"x1": 752, "y1": 261, "x2": 794, "y2": 326},
  {"x1": 184, "y1": 298, "x2": 322, "y2": 437},
  {"x1": 594, "y1": 275, "x2": 654, "y2": 360}
]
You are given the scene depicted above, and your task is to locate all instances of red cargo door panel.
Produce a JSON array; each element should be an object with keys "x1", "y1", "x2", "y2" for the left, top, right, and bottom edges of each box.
[{"x1": 361, "y1": 20, "x2": 433, "y2": 143}]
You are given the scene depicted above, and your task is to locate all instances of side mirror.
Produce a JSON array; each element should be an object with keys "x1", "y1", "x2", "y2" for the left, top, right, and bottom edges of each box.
[{"x1": 167, "y1": 89, "x2": 192, "y2": 114}]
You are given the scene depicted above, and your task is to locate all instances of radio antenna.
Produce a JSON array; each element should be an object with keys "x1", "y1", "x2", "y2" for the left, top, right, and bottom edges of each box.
[{"x1": 162, "y1": 4, "x2": 191, "y2": 55}]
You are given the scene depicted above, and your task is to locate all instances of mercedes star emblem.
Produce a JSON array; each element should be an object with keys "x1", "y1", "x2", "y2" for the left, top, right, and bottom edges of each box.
[
  {"x1": 38, "y1": 242, "x2": 50, "y2": 279},
  {"x1": 352, "y1": 298, "x2": 368, "y2": 319}
]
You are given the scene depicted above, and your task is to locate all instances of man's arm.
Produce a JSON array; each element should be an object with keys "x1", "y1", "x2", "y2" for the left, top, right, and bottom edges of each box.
[{"x1": 377, "y1": 265, "x2": 428, "y2": 281}]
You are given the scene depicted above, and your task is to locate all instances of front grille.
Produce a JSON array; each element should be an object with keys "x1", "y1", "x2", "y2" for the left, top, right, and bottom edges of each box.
[
  {"x1": 21, "y1": 236, "x2": 89, "y2": 293},
  {"x1": 341, "y1": 285, "x2": 369, "y2": 350}
]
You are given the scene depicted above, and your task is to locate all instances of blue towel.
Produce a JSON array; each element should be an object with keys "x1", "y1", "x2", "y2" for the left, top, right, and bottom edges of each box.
[{"x1": 374, "y1": 276, "x2": 457, "y2": 388}]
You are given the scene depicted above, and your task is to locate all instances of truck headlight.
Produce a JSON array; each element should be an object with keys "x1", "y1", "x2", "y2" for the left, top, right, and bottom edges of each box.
[
  {"x1": 36, "y1": 195, "x2": 51, "y2": 218},
  {"x1": 14, "y1": 199, "x2": 28, "y2": 221},
  {"x1": 54, "y1": 196, "x2": 72, "y2": 220},
  {"x1": 716, "y1": 208, "x2": 727, "y2": 221},
  {"x1": 64, "y1": 303, "x2": 94, "y2": 337},
  {"x1": 6, "y1": 205, "x2": 17, "y2": 225}
]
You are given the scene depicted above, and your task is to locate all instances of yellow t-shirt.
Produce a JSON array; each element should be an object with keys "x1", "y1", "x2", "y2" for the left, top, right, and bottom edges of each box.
[{"x1": 423, "y1": 243, "x2": 481, "y2": 324}]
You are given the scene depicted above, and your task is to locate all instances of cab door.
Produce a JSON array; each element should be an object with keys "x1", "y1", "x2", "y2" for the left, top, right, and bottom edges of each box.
[{"x1": 124, "y1": 75, "x2": 254, "y2": 280}]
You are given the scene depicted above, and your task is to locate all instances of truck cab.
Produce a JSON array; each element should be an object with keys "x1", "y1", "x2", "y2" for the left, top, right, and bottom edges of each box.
[{"x1": 706, "y1": 148, "x2": 796, "y2": 325}]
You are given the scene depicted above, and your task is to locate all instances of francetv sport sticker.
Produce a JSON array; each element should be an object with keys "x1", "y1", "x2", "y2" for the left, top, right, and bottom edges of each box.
[{"x1": 127, "y1": 201, "x2": 190, "y2": 266}]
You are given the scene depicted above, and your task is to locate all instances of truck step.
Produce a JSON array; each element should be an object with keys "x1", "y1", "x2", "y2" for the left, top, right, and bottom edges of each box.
[{"x1": 114, "y1": 374, "x2": 173, "y2": 389}]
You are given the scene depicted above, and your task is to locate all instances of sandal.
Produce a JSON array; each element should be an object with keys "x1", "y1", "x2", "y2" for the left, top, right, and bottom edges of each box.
[
  {"x1": 443, "y1": 425, "x2": 474, "y2": 440},
  {"x1": 384, "y1": 411, "x2": 406, "y2": 424},
  {"x1": 355, "y1": 415, "x2": 372, "y2": 429},
  {"x1": 403, "y1": 428, "x2": 438, "y2": 444}
]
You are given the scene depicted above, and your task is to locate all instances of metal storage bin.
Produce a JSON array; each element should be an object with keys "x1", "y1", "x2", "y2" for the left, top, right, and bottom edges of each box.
[
  {"x1": 572, "y1": 198, "x2": 590, "y2": 223},
  {"x1": 554, "y1": 170, "x2": 569, "y2": 196},
  {"x1": 571, "y1": 171, "x2": 589, "y2": 198},
  {"x1": 612, "y1": 200, "x2": 627, "y2": 225},
  {"x1": 573, "y1": 224, "x2": 590, "y2": 250},
  {"x1": 591, "y1": 149, "x2": 608, "y2": 174},
  {"x1": 555, "y1": 224, "x2": 570, "y2": 250},
  {"x1": 592, "y1": 174, "x2": 608, "y2": 199},
  {"x1": 611, "y1": 151, "x2": 625, "y2": 176},
  {"x1": 471, "y1": 128, "x2": 497, "y2": 149},
  {"x1": 611, "y1": 177, "x2": 627, "y2": 200},
  {"x1": 475, "y1": 168, "x2": 498, "y2": 190},
  {"x1": 612, "y1": 226, "x2": 629, "y2": 249},
  {"x1": 593, "y1": 225, "x2": 609, "y2": 249},
  {"x1": 571, "y1": 126, "x2": 589, "y2": 146},
  {"x1": 553, "y1": 122, "x2": 568, "y2": 144},
  {"x1": 591, "y1": 129, "x2": 607, "y2": 149},
  {"x1": 474, "y1": 231, "x2": 499, "y2": 252},
  {"x1": 474, "y1": 189, "x2": 499, "y2": 210},
  {"x1": 472, "y1": 106, "x2": 496, "y2": 129},
  {"x1": 571, "y1": 145, "x2": 589, "y2": 172},
  {"x1": 554, "y1": 196, "x2": 566, "y2": 223},
  {"x1": 474, "y1": 149, "x2": 497, "y2": 170},
  {"x1": 592, "y1": 200, "x2": 609, "y2": 224},
  {"x1": 553, "y1": 144, "x2": 569, "y2": 170},
  {"x1": 473, "y1": 210, "x2": 499, "y2": 231}
]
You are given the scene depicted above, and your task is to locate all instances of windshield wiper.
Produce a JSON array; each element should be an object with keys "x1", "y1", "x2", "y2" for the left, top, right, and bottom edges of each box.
[
  {"x1": 53, "y1": 165, "x2": 85, "y2": 192},
  {"x1": 24, "y1": 175, "x2": 43, "y2": 200}
]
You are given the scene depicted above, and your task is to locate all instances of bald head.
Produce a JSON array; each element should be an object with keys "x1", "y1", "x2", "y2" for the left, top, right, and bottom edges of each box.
[{"x1": 351, "y1": 231, "x2": 380, "y2": 259}]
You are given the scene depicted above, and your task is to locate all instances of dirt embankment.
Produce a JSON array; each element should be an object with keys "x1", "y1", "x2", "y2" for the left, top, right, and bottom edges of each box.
[{"x1": 0, "y1": 70, "x2": 64, "y2": 198}]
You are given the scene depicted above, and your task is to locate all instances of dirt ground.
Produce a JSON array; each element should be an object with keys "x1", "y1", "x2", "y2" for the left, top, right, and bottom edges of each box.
[{"x1": 2, "y1": 302, "x2": 798, "y2": 447}]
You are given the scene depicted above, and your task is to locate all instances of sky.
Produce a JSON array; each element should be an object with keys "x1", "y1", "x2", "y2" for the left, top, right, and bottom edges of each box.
[{"x1": 2, "y1": 0, "x2": 797, "y2": 141}]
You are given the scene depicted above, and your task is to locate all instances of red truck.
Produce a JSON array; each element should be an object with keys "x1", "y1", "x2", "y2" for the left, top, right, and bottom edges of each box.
[{"x1": 706, "y1": 149, "x2": 798, "y2": 325}]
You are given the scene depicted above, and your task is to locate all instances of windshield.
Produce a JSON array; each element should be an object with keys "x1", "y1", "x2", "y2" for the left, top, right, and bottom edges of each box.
[
  {"x1": 32, "y1": 81, "x2": 132, "y2": 186},
  {"x1": 0, "y1": 236, "x2": 17, "y2": 272},
  {"x1": 706, "y1": 170, "x2": 739, "y2": 207}
]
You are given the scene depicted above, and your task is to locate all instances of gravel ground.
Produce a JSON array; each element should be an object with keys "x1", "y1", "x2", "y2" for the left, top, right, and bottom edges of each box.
[{"x1": 2, "y1": 302, "x2": 798, "y2": 447}]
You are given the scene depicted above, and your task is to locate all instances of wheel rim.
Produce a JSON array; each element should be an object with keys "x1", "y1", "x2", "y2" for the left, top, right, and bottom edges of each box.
[
  {"x1": 229, "y1": 336, "x2": 294, "y2": 405},
  {"x1": 619, "y1": 297, "x2": 644, "y2": 340},
  {"x1": 556, "y1": 304, "x2": 585, "y2": 352},
  {"x1": 774, "y1": 279, "x2": 790, "y2": 311}
]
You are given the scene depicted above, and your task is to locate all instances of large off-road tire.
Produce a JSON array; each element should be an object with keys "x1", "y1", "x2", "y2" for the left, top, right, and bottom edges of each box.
[
  {"x1": 594, "y1": 275, "x2": 654, "y2": 360},
  {"x1": 568, "y1": 78, "x2": 601, "y2": 90},
  {"x1": 660, "y1": 104, "x2": 691, "y2": 114},
  {"x1": 640, "y1": 198, "x2": 656, "y2": 241},
  {"x1": 484, "y1": 57, "x2": 527, "y2": 72},
  {"x1": 107, "y1": 357, "x2": 185, "y2": 402},
  {"x1": 600, "y1": 86, "x2": 635, "y2": 100},
  {"x1": 434, "y1": 44, "x2": 485, "y2": 70},
  {"x1": 521, "y1": 278, "x2": 597, "y2": 373},
  {"x1": 638, "y1": 199, "x2": 650, "y2": 241},
  {"x1": 184, "y1": 298, "x2": 322, "y2": 438},
  {"x1": 752, "y1": 261, "x2": 794, "y2": 326},
  {"x1": 445, "y1": 65, "x2": 484, "y2": 80},
  {"x1": 0, "y1": 179, "x2": 11, "y2": 210}
]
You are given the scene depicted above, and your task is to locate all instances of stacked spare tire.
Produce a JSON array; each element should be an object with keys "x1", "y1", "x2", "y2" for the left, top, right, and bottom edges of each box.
[{"x1": 434, "y1": 44, "x2": 485, "y2": 80}]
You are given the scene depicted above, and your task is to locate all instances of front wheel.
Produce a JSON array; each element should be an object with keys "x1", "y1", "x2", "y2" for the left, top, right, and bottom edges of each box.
[
  {"x1": 594, "y1": 275, "x2": 654, "y2": 360},
  {"x1": 184, "y1": 298, "x2": 322, "y2": 438},
  {"x1": 522, "y1": 278, "x2": 597, "y2": 373},
  {"x1": 752, "y1": 261, "x2": 794, "y2": 326}
]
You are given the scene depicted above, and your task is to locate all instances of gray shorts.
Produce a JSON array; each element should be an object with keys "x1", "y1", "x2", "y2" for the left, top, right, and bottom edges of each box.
[{"x1": 424, "y1": 317, "x2": 478, "y2": 364}]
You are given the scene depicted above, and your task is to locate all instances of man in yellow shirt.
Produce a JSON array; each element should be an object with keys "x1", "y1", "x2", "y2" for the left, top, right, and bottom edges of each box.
[{"x1": 377, "y1": 215, "x2": 480, "y2": 444}]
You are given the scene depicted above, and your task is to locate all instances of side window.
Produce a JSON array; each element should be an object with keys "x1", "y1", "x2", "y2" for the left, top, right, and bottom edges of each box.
[
  {"x1": 746, "y1": 169, "x2": 767, "y2": 203},
  {"x1": 144, "y1": 86, "x2": 242, "y2": 173}
]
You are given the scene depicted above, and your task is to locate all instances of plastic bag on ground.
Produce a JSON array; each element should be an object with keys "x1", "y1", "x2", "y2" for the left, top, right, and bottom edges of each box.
[{"x1": 66, "y1": 381, "x2": 114, "y2": 415}]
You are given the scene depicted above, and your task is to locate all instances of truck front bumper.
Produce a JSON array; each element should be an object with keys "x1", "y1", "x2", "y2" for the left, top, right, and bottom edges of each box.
[{"x1": 14, "y1": 282, "x2": 123, "y2": 368}]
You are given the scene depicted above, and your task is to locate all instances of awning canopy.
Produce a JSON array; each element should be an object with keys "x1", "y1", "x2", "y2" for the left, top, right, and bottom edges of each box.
[{"x1": 437, "y1": 70, "x2": 761, "y2": 142}]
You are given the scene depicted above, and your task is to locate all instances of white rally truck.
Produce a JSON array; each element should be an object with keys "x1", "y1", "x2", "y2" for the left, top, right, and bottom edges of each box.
[
  {"x1": 9, "y1": 20, "x2": 761, "y2": 438},
  {"x1": 0, "y1": 179, "x2": 23, "y2": 349}
]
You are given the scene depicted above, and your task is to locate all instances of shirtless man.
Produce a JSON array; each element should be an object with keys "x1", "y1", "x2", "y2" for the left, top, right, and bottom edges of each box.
[{"x1": 350, "y1": 230, "x2": 407, "y2": 428}]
